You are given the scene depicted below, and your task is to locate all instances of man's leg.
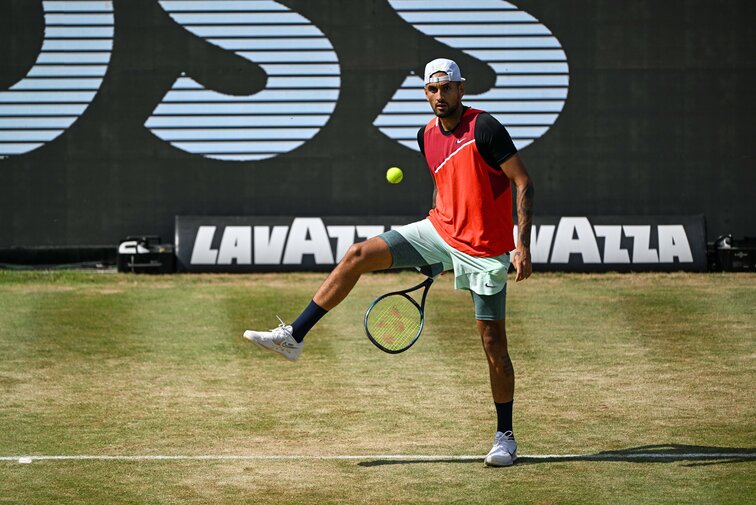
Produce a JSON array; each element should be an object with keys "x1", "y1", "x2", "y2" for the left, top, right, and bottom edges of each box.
[
  {"x1": 479, "y1": 318, "x2": 518, "y2": 466},
  {"x1": 242, "y1": 237, "x2": 393, "y2": 360},
  {"x1": 470, "y1": 285, "x2": 517, "y2": 467},
  {"x1": 312, "y1": 236, "x2": 393, "y2": 310},
  {"x1": 478, "y1": 319, "x2": 515, "y2": 405}
]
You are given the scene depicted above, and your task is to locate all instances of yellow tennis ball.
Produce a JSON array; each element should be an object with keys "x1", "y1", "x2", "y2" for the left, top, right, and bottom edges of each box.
[{"x1": 386, "y1": 166, "x2": 403, "y2": 184}]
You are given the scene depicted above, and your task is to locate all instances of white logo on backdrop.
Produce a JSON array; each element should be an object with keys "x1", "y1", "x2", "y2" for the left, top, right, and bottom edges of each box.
[
  {"x1": 145, "y1": 0, "x2": 341, "y2": 161},
  {"x1": 1, "y1": 1, "x2": 566, "y2": 159},
  {"x1": 519, "y1": 218, "x2": 693, "y2": 265},
  {"x1": 187, "y1": 217, "x2": 694, "y2": 267},
  {"x1": 0, "y1": 0, "x2": 114, "y2": 157},
  {"x1": 375, "y1": 0, "x2": 569, "y2": 151},
  {"x1": 190, "y1": 218, "x2": 387, "y2": 265}
]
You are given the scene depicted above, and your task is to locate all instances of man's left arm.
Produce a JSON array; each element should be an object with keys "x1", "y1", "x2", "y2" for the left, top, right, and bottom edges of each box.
[{"x1": 501, "y1": 154, "x2": 534, "y2": 282}]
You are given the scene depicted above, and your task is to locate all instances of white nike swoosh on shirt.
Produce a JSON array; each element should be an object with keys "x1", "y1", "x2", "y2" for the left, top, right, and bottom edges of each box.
[
  {"x1": 456, "y1": 138, "x2": 467, "y2": 144},
  {"x1": 434, "y1": 139, "x2": 476, "y2": 173}
]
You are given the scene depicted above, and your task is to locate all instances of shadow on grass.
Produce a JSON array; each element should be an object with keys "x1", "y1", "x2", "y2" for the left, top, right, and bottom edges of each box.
[{"x1": 357, "y1": 444, "x2": 756, "y2": 468}]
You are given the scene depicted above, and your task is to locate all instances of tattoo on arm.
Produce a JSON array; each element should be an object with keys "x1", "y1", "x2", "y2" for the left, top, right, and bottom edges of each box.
[{"x1": 517, "y1": 182, "x2": 534, "y2": 248}]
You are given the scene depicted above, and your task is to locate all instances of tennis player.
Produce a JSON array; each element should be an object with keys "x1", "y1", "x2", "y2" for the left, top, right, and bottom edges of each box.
[{"x1": 244, "y1": 58, "x2": 534, "y2": 467}]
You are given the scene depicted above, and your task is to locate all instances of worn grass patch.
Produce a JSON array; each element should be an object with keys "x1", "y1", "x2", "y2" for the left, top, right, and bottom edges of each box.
[{"x1": 0, "y1": 271, "x2": 754, "y2": 504}]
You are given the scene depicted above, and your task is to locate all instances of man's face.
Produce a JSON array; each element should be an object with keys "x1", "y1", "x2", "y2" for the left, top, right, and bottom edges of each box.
[{"x1": 424, "y1": 72, "x2": 465, "y2": 118}]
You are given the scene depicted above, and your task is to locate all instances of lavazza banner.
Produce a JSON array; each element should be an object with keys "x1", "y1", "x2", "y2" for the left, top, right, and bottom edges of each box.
[{"x1": 175, "y1": 215, "x2": 707, "y2": 273}]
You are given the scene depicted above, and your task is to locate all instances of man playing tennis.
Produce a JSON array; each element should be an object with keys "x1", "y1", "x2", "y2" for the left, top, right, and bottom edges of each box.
[{"x1": 244, "y1": 58, "x2": 534, "y2": 467}]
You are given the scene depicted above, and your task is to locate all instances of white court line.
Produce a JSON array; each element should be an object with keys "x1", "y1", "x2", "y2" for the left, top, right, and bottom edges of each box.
[{"x1": 2, "y1": 453, "x2": 755, "y2": 463}]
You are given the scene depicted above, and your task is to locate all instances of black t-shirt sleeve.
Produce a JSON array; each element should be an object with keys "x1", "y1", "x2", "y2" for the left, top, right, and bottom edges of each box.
[
  {"x1": 474, "y1": 112, "x2": 517, "y2": 170},
  {"x1": 417, "y1": 126, "x2": 425, "y2": 154}
]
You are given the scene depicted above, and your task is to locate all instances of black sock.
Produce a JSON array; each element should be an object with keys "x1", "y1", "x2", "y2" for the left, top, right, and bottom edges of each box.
[
  {"x1": 290, "y1": 300, "x2": 328, "y2": 342},
  {"x1": 495, "y1": 400, "x2": 514, "y2": 436}
]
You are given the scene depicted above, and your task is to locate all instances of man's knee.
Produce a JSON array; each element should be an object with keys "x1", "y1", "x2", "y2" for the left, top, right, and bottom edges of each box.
[
  {"x1": 341, "y1": 239, "x2": 391, "y2": 272},
  {"x1": 478, "y1": 320, "x2": 509, "y2": 355}
]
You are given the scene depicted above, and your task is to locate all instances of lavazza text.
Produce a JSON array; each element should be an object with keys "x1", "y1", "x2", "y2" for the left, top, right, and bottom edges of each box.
[{"x1": 180, "y1": 217, "x2": 703, "y2": 272}]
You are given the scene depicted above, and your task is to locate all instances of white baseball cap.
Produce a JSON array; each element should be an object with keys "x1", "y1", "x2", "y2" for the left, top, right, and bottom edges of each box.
[{"x1": 424, "y1": 58, "x2": 466, "y2": 84}]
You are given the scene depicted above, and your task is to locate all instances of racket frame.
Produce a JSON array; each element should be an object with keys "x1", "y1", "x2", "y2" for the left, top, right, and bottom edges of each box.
[{"x1": 363, "y1": 276, "x2": 433, "y2": 354}]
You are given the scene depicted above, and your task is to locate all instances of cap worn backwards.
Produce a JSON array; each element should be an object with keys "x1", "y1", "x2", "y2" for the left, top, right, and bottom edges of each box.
[{"x1": 424, "y1": 58, "x2": 466, "y2": 84}]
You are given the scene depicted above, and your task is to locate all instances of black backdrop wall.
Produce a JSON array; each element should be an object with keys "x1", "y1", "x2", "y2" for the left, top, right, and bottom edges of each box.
[{"x1": 1, "y1": 0, "x2": 754, "y2": 248}]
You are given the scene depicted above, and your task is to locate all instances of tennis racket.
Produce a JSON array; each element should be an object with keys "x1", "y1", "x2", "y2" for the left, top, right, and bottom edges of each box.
[{"x1": 364, "y1": 276, "x2": 433, "y2": 354}]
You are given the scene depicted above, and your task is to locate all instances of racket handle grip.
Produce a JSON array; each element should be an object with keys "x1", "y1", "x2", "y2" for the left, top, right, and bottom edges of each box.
[{"x1": 416, "y1": 263, "x2": 444, "y2": 279}]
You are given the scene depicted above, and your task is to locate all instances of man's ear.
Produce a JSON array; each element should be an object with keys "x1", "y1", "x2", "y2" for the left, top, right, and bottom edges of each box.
[{"x1": 458, "y1": 82, "x2": 465, "y2": 98}]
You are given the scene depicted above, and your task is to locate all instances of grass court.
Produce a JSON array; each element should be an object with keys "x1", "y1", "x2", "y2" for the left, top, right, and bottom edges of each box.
[{"x1": 0, "y1": 271, "x2": 754, "y2": 504}]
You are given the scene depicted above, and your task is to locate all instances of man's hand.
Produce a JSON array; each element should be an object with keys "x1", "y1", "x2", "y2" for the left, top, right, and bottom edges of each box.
[{"x1": 512, "y1": 244, "x2": 532, "y2": 282}]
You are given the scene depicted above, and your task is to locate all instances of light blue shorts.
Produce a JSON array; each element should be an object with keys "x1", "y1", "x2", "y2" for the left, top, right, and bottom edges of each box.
[{"x1": 378, "y1": 219, "x2": 510, "y2": 321}]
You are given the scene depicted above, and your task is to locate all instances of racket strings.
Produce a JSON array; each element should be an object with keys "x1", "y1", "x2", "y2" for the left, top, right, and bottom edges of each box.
[{"x1": 366, "y1": 295, "x2": 422, "y2": 351}]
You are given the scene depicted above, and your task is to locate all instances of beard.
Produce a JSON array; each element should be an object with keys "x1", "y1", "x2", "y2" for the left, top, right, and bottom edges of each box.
[{"x1": 434, "y1": 101, "x2": 459, "y2": 118}]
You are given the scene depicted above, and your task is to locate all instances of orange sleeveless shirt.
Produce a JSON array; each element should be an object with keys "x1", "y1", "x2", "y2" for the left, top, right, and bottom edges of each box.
[{"x1": 423, "y1": 108, "x2": 515, "y2": 257}]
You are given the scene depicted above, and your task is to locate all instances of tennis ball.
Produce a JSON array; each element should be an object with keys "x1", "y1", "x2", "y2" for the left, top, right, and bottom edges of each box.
[{"x1": 386, "y1": 166, "x2": 403, "y2": 184}]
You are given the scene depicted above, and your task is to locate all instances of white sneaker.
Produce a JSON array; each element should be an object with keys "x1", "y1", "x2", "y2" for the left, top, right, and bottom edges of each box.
[
  {"x1": 484, "y1": 430, "x2": 517, "y2": 467},
  {"x1": 243, "y1": 317, "x2": 303, "y2": 361}
]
